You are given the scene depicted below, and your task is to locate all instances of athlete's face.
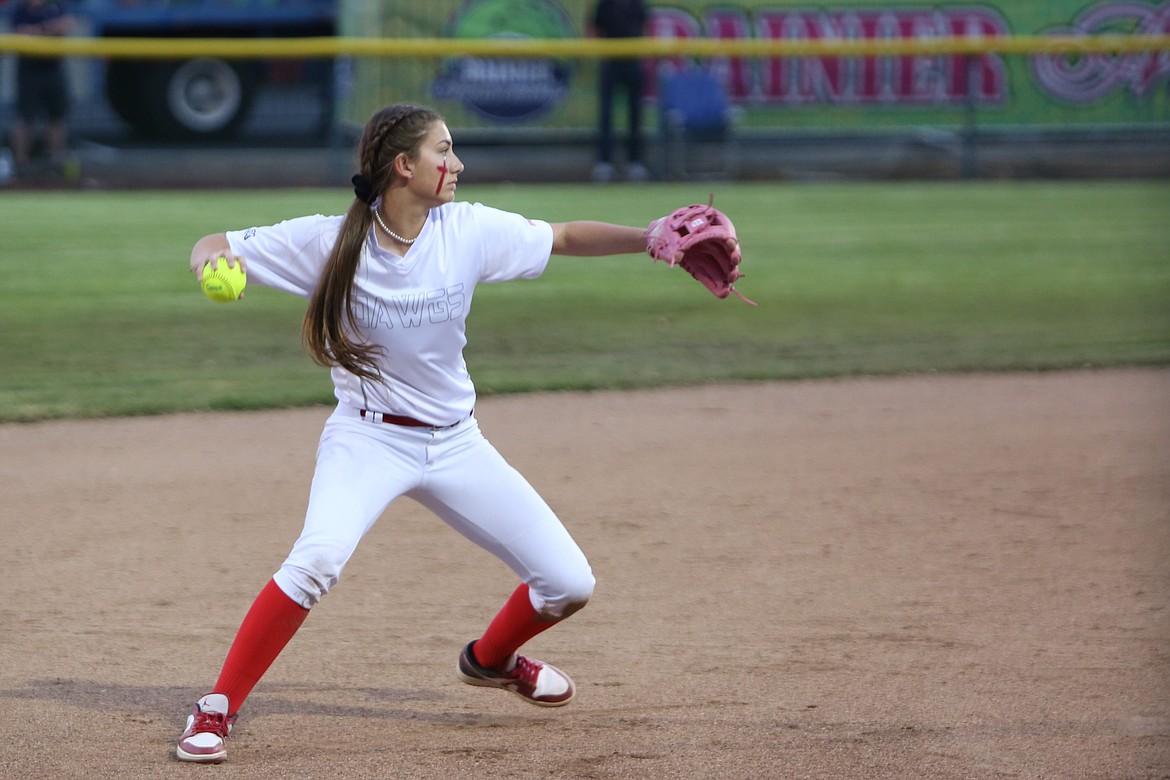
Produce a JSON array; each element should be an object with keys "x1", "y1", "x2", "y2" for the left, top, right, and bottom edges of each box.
[{"x1": 408, "y1": 121, "x2": 463, "y2": 204}]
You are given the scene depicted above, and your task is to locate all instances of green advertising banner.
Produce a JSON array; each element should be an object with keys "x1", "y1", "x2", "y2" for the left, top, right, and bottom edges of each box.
[{"x1": 340, "y1": 0, "x2": 1170, "y2": 131}]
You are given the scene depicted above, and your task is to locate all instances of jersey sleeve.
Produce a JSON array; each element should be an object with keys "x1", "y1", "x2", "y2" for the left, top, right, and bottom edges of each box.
[
  {"x1": 468, "y1": 203, "x2": 554, "y2": 283},
  {"x1": 225, "y1": 215, "x2": 342, "y2": 298}
]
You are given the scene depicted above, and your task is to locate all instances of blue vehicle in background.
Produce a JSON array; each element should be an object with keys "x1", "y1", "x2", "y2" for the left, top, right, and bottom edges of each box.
[{"x1": 81, "y1": 0, "x2": 337, "y2": 140}]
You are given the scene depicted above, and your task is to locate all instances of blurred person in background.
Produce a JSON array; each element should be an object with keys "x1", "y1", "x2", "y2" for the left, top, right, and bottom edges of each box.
[
  {"x1": 588, "y1": 0, "x2": 648, "y2": 183},
  {"x1": 7, "y1": 0, "x2": 76, "y2": 179}
]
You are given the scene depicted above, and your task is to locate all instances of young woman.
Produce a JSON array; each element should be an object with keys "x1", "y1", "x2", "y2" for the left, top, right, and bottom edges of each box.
[{"x1": 176, "y1": 104, "x2": 658, "y2": 763}]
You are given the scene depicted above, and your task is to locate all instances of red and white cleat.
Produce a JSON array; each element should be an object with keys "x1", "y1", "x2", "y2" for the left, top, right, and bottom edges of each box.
[
  {"x1": 456, "y1": 641, "x2": 575, "y2": 707},
  {"x1": 176, "y1": 693, "x2": 237, "y2": 763}
]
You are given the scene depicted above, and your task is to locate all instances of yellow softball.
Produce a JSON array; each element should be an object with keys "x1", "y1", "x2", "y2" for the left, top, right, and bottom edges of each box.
[{"x1": 201, "y1": 258, "x2": 247, "y2": 303}]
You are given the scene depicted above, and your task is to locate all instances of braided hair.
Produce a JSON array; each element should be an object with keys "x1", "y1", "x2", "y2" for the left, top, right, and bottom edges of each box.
[{"x1": 302, "y1": 104, "x2": 444, "y2": 382}]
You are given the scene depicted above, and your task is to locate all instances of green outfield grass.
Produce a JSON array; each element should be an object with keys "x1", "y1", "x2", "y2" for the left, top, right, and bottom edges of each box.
[{"x1": 1, "y1": 181, "x2": 1167, "y2": 422}]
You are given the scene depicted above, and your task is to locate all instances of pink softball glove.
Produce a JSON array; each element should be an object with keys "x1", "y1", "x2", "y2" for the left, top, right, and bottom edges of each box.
[{"x1": 644, "y1": 195, "x2": 755, "y2": 305}]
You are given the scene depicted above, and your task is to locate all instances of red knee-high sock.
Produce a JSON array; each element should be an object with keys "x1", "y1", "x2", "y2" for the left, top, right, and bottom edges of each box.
[
  {"x1": 472, "y1": 583, "x2": 557, "y2": 669},
  {"x1": 212, "y1": 579, "x2": 309, "y2": 711}
]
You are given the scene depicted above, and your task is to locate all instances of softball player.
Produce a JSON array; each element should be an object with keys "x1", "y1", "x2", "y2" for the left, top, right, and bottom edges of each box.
[{"x1": 176, "y1": 104, "x2": 651, "y2": 763}]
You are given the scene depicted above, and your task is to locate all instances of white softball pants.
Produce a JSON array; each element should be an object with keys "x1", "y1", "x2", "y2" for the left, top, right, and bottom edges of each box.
[{"x1": 272, "y1": 403, "x2": 595, "y2": 618}]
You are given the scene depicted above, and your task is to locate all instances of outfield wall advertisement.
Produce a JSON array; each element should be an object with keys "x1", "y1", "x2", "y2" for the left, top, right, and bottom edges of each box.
[{"x1": 341, "y1": 0, "x2": 1170, "y2": 131}]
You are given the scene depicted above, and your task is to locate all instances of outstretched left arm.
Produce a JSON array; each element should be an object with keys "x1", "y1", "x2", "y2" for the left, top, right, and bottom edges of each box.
[{"x1": 550, "y1": 221, "x2": 646, "y2": 257}]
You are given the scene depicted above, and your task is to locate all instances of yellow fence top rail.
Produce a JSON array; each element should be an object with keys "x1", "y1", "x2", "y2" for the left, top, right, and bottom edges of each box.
[{"x1": 2, "y1": 34, "x2": 1170, "y2": 59}]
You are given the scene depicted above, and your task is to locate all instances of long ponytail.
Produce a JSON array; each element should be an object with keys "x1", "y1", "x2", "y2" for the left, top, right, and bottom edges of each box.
[{"x1": 302, "y1": 104, "x2": 443, "y2": 382}]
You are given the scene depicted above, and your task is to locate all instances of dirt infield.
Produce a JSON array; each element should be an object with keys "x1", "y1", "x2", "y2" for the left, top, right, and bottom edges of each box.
[{"x1": 1, "y1": 368, "x2": 1167, "y2": 780}]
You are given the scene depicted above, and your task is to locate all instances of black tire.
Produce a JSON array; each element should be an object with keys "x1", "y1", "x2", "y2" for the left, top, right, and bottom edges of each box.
[{"x1": 137, "y1": 58, "x2": 258, "y2": 140}]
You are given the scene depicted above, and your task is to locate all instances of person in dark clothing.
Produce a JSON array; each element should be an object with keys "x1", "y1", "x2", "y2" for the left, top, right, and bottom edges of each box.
[
  {"x1": 589, "y1": 0, "x2": 649, "y2": 182},
  {"x1": 8, "y1": 0, "x2": 76, "y2": 177}
]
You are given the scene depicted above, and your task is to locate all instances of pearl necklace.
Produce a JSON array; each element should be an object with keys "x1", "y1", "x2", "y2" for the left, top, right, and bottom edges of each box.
[{"x1": 373, "y1": 208, "x2": 417, "y2": 245}]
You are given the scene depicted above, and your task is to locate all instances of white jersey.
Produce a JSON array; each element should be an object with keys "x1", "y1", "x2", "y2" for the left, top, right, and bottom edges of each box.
[{"x1": 226, "y1": 201, "x2": 554, "y2": 425}]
